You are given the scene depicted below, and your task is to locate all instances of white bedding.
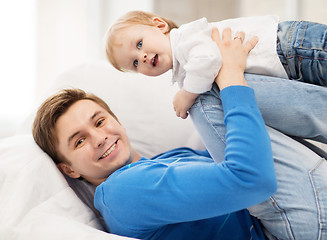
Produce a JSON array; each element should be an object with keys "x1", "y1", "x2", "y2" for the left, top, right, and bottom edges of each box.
[
  {"x1": 0, "y1": 134, "x2": 134, "y2": 240},
  {"x1": 0, "y1": 62, "x2": 205, "y2": 240}
]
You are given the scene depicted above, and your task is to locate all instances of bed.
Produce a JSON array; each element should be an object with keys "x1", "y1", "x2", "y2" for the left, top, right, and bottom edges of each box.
[{"x1": 0, "y1": 61, "x2": 205, "y2": 240}]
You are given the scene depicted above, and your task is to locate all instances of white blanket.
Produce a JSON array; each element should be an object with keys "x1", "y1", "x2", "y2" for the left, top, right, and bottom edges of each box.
[{"x1": 0, "y1": 134, "x2": 135, "y2": 239}]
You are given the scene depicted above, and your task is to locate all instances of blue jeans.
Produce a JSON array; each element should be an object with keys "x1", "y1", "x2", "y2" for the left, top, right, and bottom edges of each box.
[
  {"x1": 189, "y1": 75, "x2": 327, "y2": 239},
  {"x1": 277, "y1": 21, "x2": 327, "y2": 86}
]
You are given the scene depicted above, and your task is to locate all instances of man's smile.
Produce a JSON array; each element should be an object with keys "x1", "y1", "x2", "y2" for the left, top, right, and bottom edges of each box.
[{"x1": 99, "y1": 140, "x2": 118, "y2": 160}]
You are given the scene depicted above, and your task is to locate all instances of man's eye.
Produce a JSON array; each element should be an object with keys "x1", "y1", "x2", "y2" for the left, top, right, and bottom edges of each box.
[
  {"x1": 137, "y1": 40, "x2": 142, "y2": 49},
  {"x1": 96, "y1": 119, "x2": 104, "y2": 127},
  {"x1": 75, "y1": 138, "x2": 84, "y2": 147},
  {"x1": 133, "y1": 59, "x2": 138, "y2": 68}
]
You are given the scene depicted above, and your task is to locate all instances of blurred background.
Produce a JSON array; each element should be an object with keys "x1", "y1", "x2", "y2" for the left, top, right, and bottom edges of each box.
[{"x1": 1, "y1": 0, "x2": 327, "y2": 139}]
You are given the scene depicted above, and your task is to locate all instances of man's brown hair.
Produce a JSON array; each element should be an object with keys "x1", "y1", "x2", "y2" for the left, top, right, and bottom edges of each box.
[{"x1": 32, "y1": 88, "x2": 118, "y2": 165}]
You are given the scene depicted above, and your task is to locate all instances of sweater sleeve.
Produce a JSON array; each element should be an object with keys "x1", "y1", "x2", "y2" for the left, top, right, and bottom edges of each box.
[{"x1": 95, "y1": 86, "x2": 277, "y2": 234}]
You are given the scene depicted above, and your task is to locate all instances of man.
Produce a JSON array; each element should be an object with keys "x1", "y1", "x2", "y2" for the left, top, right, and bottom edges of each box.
[{"x1": 32, "y1": 28, "x2": 327, "y2": 239}]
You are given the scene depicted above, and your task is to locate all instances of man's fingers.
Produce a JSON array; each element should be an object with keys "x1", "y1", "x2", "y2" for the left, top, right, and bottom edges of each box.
[
  {"x1": 233, "y1": 31, "x2": 245, "y2": 43},
  {"x1": 221, "y1": 27, "x2": 232, "y2": 42},
  {"x1": 244, "y1": 36, "x2": 259, "y2": 53},
  {"x1": 211, "y1": 27, "x2": 220, "y2": 44}
]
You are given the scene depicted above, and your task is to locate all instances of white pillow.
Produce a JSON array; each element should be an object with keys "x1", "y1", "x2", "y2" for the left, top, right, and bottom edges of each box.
[{"x1": 0, "y1": 134, "x2": 136, "y2": 240}]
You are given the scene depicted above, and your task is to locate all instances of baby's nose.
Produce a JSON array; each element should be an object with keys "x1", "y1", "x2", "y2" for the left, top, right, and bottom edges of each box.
[{"x1": 143, "y1": 54, "x2": 147, "y2": 63}]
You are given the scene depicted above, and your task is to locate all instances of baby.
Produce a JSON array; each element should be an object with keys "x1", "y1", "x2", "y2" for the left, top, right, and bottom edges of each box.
[{"x1": 105, "y1": 10, "x2": 327, "y2": 119}]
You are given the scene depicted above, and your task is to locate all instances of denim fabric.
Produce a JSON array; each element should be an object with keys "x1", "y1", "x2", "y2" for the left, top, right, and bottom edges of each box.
[
  {"x1": 246, "y1": 74, "x2": 327, "y2": 144},
  {"x1": 277, "y1": 21, "x2": 327, "y2": 86},
  {"x1": 189, "y1": 75, "x2": 327, "y2": 239}
]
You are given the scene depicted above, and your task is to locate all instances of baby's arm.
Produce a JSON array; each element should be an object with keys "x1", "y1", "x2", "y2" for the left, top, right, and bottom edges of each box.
[
  {"x1": 173, "y1": 89, "x2": 199, "y2": 119},
  {"x1": 175, "y1": 18, "x2": 221, "y2": 96}
]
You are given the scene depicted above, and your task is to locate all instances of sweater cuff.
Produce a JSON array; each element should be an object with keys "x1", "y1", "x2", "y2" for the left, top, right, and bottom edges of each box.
[{"x1": 220, "y1": 86, "x2": 257, "y2": 112}]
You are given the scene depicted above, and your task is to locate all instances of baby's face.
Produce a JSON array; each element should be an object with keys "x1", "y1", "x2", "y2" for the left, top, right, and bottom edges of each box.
[{"x1": 112, "y1": 24, "x2": 173, "y2": 76}]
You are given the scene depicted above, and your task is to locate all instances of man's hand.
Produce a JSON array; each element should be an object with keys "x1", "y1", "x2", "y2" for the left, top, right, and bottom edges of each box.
[{"x1": 211, "y1": 27, "x2": 259, "y2": 90}]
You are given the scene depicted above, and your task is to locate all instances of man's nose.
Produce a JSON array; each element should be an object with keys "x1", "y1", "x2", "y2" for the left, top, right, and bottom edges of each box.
[{"x1": 93, "y1": 133, "x2": 108, "y2": 148}]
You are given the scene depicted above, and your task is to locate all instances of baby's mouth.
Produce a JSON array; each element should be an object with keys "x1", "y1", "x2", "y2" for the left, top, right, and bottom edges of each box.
[
  {"x1": 152, "y1": 54, "x2": 158, "y2": 67},
  {"x1": 99, "y1": 141, "x2": 118, "y2": 160}
]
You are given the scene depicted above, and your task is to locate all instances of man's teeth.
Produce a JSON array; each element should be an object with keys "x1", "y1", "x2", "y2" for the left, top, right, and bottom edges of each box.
[{"x1": 100, "y1": 143, "x2": 117, "y2": 159}]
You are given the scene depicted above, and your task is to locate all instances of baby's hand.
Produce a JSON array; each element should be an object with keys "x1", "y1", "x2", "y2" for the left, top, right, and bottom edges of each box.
[{"x1": 173, "y1": 89, "x2": 199, "y2": 119}]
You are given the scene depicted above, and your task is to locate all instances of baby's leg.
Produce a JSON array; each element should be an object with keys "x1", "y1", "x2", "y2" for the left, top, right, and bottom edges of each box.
[
  {"x1": 277, "y1": 20, "x2": 327, "y2": 86},
  {"x1": 190, "y1": 76, "x2": 327, "y2": 162},
  {"x1": 246, "y1": 73, "x2": 327, "y2": 144}
]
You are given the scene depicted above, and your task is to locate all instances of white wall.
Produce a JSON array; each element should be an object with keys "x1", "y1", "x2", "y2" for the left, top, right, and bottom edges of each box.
[
  {"x1": 36, "y1": 0, "x2": 104, "y2": 97},
  {"x1": 2, "y1": 0, "x2": 327, "y2": 139},
  {"x1": 0, "y1": 0, "x2": 36, "y2": 138},
  {"x1": 239, "y1": 0, "x2": 327, "y2": 23}
]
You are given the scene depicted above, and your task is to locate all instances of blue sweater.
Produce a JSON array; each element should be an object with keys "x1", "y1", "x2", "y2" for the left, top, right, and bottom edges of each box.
[{"x1": 94, "y1": 86, "x2": 277, "y2": 239}]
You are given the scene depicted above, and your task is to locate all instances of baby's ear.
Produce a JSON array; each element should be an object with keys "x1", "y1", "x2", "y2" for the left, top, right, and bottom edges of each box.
[{"x1": 152, "y1": 17, "x2": 169, "y2": 33}]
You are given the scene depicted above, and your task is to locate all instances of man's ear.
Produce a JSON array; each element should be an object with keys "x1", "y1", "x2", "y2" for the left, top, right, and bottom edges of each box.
[
  {"x1": 57, "y1": 163, "x2": 81, "y2": 179},
  {"x1": 152, "y1": 17, "x2": 169, "y2": 33}
]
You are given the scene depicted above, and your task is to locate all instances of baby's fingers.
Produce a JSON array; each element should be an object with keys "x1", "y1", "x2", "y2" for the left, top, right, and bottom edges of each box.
[
  {"x1": 175, "y1": 109, "x2": 188, "y2": 119},
  {"x1": 179, "y1": 111, "x2": 188, "y2": 119}
]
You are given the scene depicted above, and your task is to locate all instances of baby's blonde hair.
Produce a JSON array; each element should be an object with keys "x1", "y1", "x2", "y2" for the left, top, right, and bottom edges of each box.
[{"x1": 105, "y1": 10, "x2": 178, "y2": 72}]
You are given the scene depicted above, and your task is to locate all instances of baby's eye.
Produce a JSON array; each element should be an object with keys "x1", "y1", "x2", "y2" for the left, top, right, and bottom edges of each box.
[
  {"x1": 133, "y1": 59, "x2": 138, "y2": 68},
  {"x1": 136, "y1": 40, "x2": 142, "y2": 49}
]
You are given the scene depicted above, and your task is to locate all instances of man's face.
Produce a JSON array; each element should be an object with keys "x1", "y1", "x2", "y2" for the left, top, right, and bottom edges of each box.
[
  {"x1": 55, "y1": 99, "x2": 134, "y2": 185},
  {"x1": 112, "y1": 23, "x2": 173, "y2": 76}
]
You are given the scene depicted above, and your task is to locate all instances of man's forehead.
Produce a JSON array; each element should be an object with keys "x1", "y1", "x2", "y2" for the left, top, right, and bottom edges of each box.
[
  {"x1": 56, "y1": 100, "x2": 104, "y2": 131},
  {"x1": 69, "y1": 99, "x2": 103, "y2": 113}
]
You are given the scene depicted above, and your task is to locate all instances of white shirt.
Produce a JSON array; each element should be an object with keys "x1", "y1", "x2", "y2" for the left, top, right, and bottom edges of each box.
[{"x1": 170, "y1": 16, "x2": 288, "y2": 94}]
